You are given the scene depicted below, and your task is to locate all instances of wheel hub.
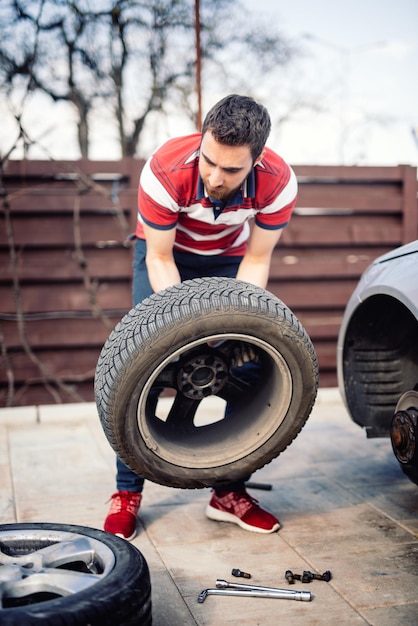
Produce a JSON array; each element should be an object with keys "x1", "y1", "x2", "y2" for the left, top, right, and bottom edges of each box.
[
  {"x1": 391, "y1": 408, "x2": 417, "y2": 464},
  {"x1": 177, "y1": 351, "x2": 229, "y2": 399}
]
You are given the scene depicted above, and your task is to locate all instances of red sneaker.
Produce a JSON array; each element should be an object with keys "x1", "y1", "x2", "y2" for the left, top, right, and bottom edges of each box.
[
  {"x1": 206, "y1": 489, "x2": 280, "y2": 534},
  {"x1": 104, "y1": 491, "x2": 142, "y2": 540}
]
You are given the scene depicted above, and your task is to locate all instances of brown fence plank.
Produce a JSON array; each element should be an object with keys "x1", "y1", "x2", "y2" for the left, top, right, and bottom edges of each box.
[
  {"x1": 280, "y1": 214, "x2": 402, "y2": 246},
  {"x1": 2, "y1": 317, "x2": 121, "y2": 349},
  {"x1": 1, "y1": 348, "x2": 100, "y2": 382},
  {"x1": 0, "y1": 283, "x2": 132, "y2": 314},
  {"x1": 0, "y1": 247, "x2": 133, "y2": 281},
  {"x1": 0, "y1": 382, "x2": 96, "y2": 407},
  {"x1": 293, "y1": 164, "x2": 407, "y2": 180},
  {"x1": 0, "y1": 212, "x2": 132, "y2": 247},
  {"x1": 269, "y1": 247, "x2": 391, "y2": 279},
  {"x1": 295, "y1": 311, "x2": 343, "y2": 340},
  {"x1": 8, "y1": 195, "x2": 137, "y2": 213},
  {"x1": 3, "y1": 158, "x2": 143, "y2": 177},
  {"x1": 296, "y1": 184, "x2": 403, "y2": 211},
  {"x1": 267, "y1": 279, "x2": 365, "y2": 309}
]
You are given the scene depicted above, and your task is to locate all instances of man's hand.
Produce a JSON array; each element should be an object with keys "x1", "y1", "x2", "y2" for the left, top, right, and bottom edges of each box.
[
  {"x1": 229, "y1": 342, "x2": 258, "y2": 368},
  {"x1": 210, "y1": 340, "x2": 258, "y2": 368}
]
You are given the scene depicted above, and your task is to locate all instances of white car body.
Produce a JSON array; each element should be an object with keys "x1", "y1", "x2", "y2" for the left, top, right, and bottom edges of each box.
[{"x1": 337, "y1": 240, "x2": 418, "y2": 483}]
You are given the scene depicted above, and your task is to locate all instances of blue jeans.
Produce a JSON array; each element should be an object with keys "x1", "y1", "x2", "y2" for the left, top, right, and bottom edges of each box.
[{"x1": 116, "y1": 238, "x2": 251, "y2": 492}]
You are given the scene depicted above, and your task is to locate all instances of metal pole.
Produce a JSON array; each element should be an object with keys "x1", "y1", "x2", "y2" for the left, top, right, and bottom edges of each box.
[{"x1": 195, "y1": 0, "x2": 202, "y2": 131}]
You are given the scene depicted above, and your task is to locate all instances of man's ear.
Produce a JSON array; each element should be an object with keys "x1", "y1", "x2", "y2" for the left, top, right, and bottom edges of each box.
[{"x1": 254, "y1": 149, "x2": 266, "y2": 166}]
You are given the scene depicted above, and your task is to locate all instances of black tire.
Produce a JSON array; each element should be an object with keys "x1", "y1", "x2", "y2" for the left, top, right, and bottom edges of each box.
[
  {"x1": 95, "y1": 277, "x2": 319, "y2": 489},
  {"x1": 0, "y1": 523, "x2": 151, "y2": 625}
]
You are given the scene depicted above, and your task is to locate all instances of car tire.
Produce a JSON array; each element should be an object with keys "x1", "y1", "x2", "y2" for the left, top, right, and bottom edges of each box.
[
  {"x1": 95, "y1": 277, "x2": 319, "y2": 489},
  {"x1": 0, "y1": 522, "x2": 151, "y2": 625}
]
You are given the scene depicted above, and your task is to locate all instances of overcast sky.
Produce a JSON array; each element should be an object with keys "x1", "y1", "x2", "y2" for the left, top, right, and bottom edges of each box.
[
  {"x1": 239, "y1": 0, "x2": 418, "y2": 166},
  {"x1": 2, "y1": 0, "x2": 417, "y2": 166}
]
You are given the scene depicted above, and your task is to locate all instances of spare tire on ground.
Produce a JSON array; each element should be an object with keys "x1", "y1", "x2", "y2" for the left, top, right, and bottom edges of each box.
[
  {"x1": 95, "y1": 277, "x2": 319, "y2": 489},
  {"x1": 0, "y1": 522, "x2": 151, "y2": 625}
]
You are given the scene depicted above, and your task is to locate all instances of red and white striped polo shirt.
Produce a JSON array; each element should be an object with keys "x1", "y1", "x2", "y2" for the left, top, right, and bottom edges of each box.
[{"x1": 136, "y1": 133, "x2": 297, "y2": 256}]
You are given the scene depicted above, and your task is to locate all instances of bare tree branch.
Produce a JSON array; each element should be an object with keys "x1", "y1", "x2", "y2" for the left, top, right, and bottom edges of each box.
[{"x1": 0, "y1": 0, "x2": 297, "y2": 157}]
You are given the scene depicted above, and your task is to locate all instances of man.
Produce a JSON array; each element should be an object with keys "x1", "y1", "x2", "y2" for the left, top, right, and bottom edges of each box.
[{"x1": 104, "y1": 94, "x2": 297, "y2": 540}]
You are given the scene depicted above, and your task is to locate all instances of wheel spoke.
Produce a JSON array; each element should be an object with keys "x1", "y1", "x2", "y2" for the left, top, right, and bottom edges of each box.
[
  {"x1": 165, "y1": 394, "x2": 201, "y2": 428},
  {"x1": 217, "y1": 375, "x2": 254, "y2": 404},
  {"x1": 3, "y1": 569, "x2": 102, "y2": 600},
  {"x1": 0, "y1": 538, "x2": 96, "y2": 570},
  {"x1": 34, "y1": 538, "x2": 96, "y2": 569},
  {"x1": 153, "y1": 362, "x2": 178, "y2": 389}
]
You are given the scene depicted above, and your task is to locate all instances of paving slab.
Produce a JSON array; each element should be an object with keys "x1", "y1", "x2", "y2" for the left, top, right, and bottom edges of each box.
[{"x1": 1, "y1": 388, "x2": 417, "y2": 625}]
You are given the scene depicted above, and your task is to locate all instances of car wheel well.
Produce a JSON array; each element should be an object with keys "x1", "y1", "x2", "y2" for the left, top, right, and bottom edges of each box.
[{"x1": 343, "y1": 294, "x2": 418, "y2": 437}]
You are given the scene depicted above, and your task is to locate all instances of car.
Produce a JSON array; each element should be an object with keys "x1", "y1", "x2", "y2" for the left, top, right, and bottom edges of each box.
[{"x1": 337, "y1": 240, "x2": 418, "y2": 485}]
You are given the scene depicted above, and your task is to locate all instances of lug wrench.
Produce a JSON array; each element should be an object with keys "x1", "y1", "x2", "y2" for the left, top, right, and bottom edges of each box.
[
  {"x1": 198, "y1": 580, "x2": 312, "y2": 603},
  {"x1": 216, "y1": 579, "x2": 311, "y2": 600}
]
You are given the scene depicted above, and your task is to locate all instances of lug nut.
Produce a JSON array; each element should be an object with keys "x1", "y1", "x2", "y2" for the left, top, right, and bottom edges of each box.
[
  {"x1": 285, "y1": 569, "x2": 332, "y2": 584},
  {"x1": 285, "y1": 570, "x2": 297, "y2": 584},
  {"x1": 232, "y1": 568, "x2": 251, "y2": 579}
]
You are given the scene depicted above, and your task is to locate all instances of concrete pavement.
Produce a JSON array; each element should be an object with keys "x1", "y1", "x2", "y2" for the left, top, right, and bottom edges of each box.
[{"x1": 1, "y1": 388, "x2": 417, "y2": 625}]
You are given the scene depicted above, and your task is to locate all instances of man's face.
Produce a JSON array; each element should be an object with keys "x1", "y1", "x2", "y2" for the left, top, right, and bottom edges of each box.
[{"x1": 199, "y1": 131, "x2": 255, "y2": 202}]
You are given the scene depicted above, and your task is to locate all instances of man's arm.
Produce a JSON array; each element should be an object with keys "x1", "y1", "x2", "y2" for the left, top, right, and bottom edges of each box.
[
  {"x1": 236, "y1": 223, "x2": 283, "y2": 289},
  {"x1": 142, "y1": 223, "x2": 181, "y2": 293}
]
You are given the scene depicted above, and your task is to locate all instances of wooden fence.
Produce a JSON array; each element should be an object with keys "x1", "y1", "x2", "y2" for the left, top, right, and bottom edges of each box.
[{"x1": 1, "y1": 159, "x2": 417, "y2": 406}]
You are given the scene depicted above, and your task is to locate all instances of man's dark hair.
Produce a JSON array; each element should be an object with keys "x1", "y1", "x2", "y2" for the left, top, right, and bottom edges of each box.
[{"x1": 201, "y1": 94, "x2": 271, "y2": 162}]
